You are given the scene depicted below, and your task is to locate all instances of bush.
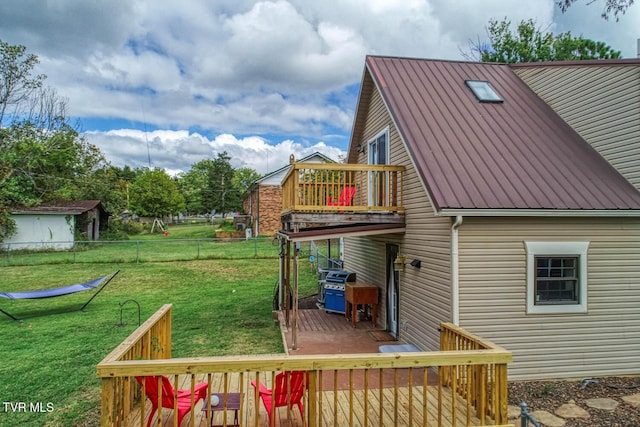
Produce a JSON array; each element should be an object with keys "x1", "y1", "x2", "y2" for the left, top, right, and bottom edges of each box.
[
  {"x1": 102, "y1": 220, "x2": 144, "y2": 240},
  {"x1": 216, "y1": 219, "x2": 235, "y2": 231}
]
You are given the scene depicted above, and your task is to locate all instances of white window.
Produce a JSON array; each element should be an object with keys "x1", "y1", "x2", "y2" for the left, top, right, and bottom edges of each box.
[
  {"x1": 524, "y1": 241, "x2": 589, "y2": 314},
  {"x1": 368, "y1": 127, "x2": 388, "y2": 166},
  {"x1": 367, "y1": 128, "x2": 389, "y2": 207}
]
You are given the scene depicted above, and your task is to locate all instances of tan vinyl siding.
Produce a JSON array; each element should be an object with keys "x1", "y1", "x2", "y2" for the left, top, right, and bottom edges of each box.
[
  {"x1": 458, "y1": 216, "x2": 640, "y2": 380},
  {"x1": 344, "y1": 81, "x2": 452, "y2": 352},
  {"x1": 514, "y1": 65, "x2": 640, "y2": 189}
]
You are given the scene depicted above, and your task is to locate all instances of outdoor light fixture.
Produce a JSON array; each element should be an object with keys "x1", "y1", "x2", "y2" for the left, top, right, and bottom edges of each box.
[
  {"x1": 356, "y1": 143, "x2": 366, "y2": 153},
  {"x1": 393, "y1": 254, "x2": 406, "y2": 271},
  {"x1": 410, "y1": 259, "x2": 422, "y2": 268}
]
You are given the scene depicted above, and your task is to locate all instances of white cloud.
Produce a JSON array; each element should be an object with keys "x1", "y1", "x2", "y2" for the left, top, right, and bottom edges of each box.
[{"x1": 85, "y1": 129, "x2": 345, "y2": 176}]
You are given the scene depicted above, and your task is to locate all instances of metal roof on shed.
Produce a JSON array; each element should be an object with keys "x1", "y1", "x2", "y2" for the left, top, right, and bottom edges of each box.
[
  {"x1": 362, "y1": 55, "x2": 640, "y2": 213},
  {"x1": 11, "y1": 200, "x2": 104, "y2": 215}
]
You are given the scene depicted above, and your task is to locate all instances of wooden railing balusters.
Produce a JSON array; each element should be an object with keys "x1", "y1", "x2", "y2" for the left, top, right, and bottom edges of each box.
[
  {"x1": 332, "y1": 370, "x2": 338, "y2": 427},
  {"x1": 348, "y1": 369, "x2": 354, "y2": 427},
  {"x1": 378, "y1": 368, "x2": 384, "y2": 427},
  {"x1": 281, "y1": 162, "x2": 405, "y2": 214},
  {"x1": 423, "y1": 368, "x2": 429, "y2": 427},
  {"x1": 363, "y1": 368, "x2": 369, "y2": 427}
]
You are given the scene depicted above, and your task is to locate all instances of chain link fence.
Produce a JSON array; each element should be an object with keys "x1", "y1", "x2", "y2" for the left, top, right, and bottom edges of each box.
[{"x1": 1, "y1": 237, "x2": 279, "y2": 266}]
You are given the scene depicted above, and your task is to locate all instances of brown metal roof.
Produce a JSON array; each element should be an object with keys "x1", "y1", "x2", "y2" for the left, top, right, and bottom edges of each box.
[
  {"x1": 364, "y1": 55, "x2": 640, "y2": 212},
  {"x1": 11, "y1": 200, "x2": 105, "y2": 215}
]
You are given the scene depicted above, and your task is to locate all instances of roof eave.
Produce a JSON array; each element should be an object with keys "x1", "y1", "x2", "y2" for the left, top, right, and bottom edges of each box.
[
  {"x1": 438, "y1": 208, "x2": 640, "y2": 217},
  {"x1": 277, "y1": 223, "x2": 406, "y2": 242},
  {"x1": 11, "y1": 210, "x2": 83, "y2": 215}
]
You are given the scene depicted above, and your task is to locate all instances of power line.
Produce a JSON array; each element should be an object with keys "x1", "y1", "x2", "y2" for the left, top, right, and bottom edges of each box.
[{"x1": 141, "y1": 101, "x2": 151, "y2": 168}]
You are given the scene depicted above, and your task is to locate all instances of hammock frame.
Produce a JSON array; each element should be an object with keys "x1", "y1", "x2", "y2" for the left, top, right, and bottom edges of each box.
[{"x1": 0, "y1": 270, "x2": 120, "y2": 321}]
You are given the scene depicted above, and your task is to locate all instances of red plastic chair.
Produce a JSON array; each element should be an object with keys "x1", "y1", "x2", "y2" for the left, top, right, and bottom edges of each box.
[
  {"x1": 251, "y1": 371, "x2": 307, "y2": 426},
  {"x1": 135, "y1": 375, "x2": 208, "y2": 427},
  {"x1": 328, "y1": 186, "x2": 356, "y2": 207}
]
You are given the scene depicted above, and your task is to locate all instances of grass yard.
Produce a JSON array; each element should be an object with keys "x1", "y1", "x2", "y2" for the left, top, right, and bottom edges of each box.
[{"x1": 0, "y1": 226, "x2": 318, "y2": 426}]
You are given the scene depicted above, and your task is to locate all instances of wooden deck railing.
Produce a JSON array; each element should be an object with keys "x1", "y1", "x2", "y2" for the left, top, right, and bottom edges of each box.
[
  {"x1": 97, "y1": 307, "x2": 513, "y2": 427},
  {"x1": 281, "y1": 162, "x2": 404, "y2": 214},
  {"x1": 98, "y1": 304, "x2": 172, "y2": 426},
  {"x1": 440, "y1": 323, "x2": 510, "y2": 425}
]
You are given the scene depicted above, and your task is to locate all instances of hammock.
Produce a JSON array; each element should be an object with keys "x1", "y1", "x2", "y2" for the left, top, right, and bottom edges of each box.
[{"x1": 0, "y1": 270, "x2": 119, "y2": 321}]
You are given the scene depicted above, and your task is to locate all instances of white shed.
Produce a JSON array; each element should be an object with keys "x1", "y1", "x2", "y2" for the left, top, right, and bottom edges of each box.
[
  {"x1": 2, "y1": 200, "x2": 108, "y2": 251},
  {"x1": 2, "y1": 213, "x2": 74, "y2": 251}
]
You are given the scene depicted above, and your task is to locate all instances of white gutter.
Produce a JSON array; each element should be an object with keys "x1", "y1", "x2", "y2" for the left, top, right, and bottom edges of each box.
[{"x1": 451, "y1": 215, "x2": 463, "y2": 326}]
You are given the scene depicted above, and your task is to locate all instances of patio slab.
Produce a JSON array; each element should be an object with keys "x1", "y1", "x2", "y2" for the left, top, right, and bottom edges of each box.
[{"x1": 279, "y1": 308, "x2": 397, "y2": 355}]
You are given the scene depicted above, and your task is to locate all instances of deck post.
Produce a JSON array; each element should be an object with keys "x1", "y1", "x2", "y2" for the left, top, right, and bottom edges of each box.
[
  {"x1": 292, "y1": 242, "x2": 299, "y2": 350},
  {"x1": 285, "y1": 239, "x2": 291, "y2": 327},
  {"x1": 100, "y1": 378, "x2": 114, "y2": 427},
  {"x1": 495, "y1": 364, "x2": 509, "y2": 424},
  {"x1": 278, "y1": 236, "x2": 285, "y2": 311}
]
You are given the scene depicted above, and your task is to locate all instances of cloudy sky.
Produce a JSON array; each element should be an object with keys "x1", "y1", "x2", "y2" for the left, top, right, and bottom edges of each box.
[{"x1": 0, "y1": 0, "x2": 637, "y2": 176}]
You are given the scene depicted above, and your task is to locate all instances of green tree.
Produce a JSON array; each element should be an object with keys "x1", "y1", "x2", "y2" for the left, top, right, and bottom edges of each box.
[
  {"x1": 204, "y1": 152, "x2": 237, "y2": 216},
  {"x1": 0, "y1": 40, "x2": 45, "y2": 126},
  {"x1": 0, "y1": 40, "x2": 106, "y2": 241},
  {"x1": 3, "y1": 119, "x2": 105, "y2": 201},
  {"x1": 233, "y1": 167, "x2": 261, "y2": 199},
  {"x1": 129, "y1": 168, "x2": 185, "y2": 218},
  {"x1": 69, "y1": 165, "x2": 129, "y2": 216},
  {"x1": 473, "y1": 18, "x2": 621, "y2": 63},
  {"x1": 177, "y1": 159, "x2": 215, "y2": 214},
  {"x1": 177, "y1": 159, "x2": 259, "y2": 215},
  {"x1": 557, "y1": 0, "x2": 634, "y2": 21}
]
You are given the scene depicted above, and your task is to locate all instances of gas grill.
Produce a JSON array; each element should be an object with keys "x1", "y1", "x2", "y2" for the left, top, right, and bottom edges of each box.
[
  {"x1": 316, "y1": 267, "x2": 343, "y2": 305},
  {"x1": 323, "y1": 270, "x2": 356, "y2": 314}
]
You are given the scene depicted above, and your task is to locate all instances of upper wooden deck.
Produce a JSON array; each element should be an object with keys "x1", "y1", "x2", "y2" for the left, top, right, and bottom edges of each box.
[{"x1": 280, "y1": 161, "x2": 405, "y2": 231}]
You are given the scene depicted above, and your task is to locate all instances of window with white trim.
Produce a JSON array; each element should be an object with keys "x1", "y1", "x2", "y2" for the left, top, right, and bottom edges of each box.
[
  {"x1": 368, "y1": 128, "x2": 388, "y2": 166},
  {"x1": 368, "y1": 128, "x2": 389, "y2": 207},
  {"x1": 525, "y1": 241, "x2": 589, "y2": 314}
]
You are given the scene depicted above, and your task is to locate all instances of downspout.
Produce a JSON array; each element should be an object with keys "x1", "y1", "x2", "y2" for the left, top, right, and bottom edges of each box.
[
  {"x1": 255, "y1": 186, "x2": 259, "y2": 236},
  {"x1": 451, "y1": 215, "x2": 463, "y2": 326}
]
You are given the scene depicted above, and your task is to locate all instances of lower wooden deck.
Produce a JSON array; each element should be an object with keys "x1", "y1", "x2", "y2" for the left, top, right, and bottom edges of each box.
[{"x1": 127, "y1": 373, "x2": 496, "y2": 427}]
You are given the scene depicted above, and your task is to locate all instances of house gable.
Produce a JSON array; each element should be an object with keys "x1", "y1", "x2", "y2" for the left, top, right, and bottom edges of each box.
[
  {"x1": 344, "y1": 61, "x2": 453, "y2": 351},
  {"x1": 512, "y1": 59, "x2": 640, "y2": 190}
]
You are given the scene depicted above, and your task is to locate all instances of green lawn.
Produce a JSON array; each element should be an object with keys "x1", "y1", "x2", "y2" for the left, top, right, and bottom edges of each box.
[{"x1": 0, "y1": 225, "x2": 318, "y2": 426}]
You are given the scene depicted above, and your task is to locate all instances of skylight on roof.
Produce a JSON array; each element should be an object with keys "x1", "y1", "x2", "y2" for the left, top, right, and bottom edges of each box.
[{"x1": 466, "y1": 80, "x2": 503, "y2": 103}]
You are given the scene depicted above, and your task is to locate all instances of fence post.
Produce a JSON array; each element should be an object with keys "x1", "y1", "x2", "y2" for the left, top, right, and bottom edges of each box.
[
  {"x1": 136, "y1": 241, "x2": 140, "y2": 264},
  {"x1": 5, "y1": 244, "x2": 9, "y2": 266},
  {"x1": 520, "y1": 401, "x2": 541, "y2": 427}
]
